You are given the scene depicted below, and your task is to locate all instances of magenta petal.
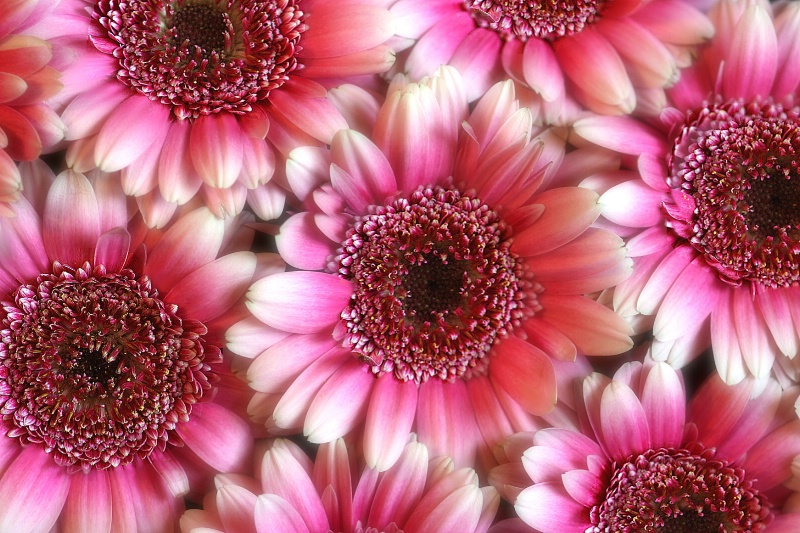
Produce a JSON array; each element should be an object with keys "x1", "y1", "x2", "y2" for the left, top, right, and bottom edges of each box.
[
  {"x1": 246, "y1": 271, "x2": 353, "y2": 334},
  {"x1": 165, "y1": 251, "x2": 257, "y2": 322},
  {"x1": 93, "y1": 227, "x2": 131, "y2": 273},
  {"x1": 330, "y1": 129, "x2": 397, "y2": 212},
  {"x1": 176, "y1": 402, "x2": 253, "y2": 473},
  {"x1": 275, "y1": 212, "x2": 335, "y2": 271},
  {"x1": 0, "y1": 446, "x2": 70, "y2": 533},
  {"x1": 43, "y1": 169, "x2": 100, "y2": 266},
  {"x1": 561, "y1": 470, "x2": 602, "y2": 508},
  {"x1": 721, "y1": 5, "x2": 778, "y2": 101}
]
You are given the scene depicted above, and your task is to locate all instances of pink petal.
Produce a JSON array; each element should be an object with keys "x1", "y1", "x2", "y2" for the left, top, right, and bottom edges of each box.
[
  {"x1": 246, "y1": 271, "x2": 352, "y2": 334},
  {"x1": 405, "y1": 484, "x2": 483, "y2": 533},
  {"x1": 94, "y1": 227, "x2": 131, "y2": 273},
  {"x1": 688, "y1": 372, "x2": 752, "y2": 449},
  {"x1": 190, "y1": 113, "x2": 245, "y2": 189},
  {"x1": 416, "y1": 379, "x2": 479, "y2": 468},
  {"x1": 300, "y1": 4, "x2": 393, "y2": 58},
  {"x1": 254, "y1": 494, "x2": 312, "y2": 533},
  {"x1": 144, "y1": 207, "x2": 226, "y2": 291},
  {"x1": 166, "y1": 251, "x2": 256, "y2": 322},
  {"x1": 522, "y1": 39, "x2": 564, "y2": 102},
  {"x1": 226, "y1": 316, "x2": 292, "y2": 359},
  {"x1": 390, "y1": 0, "x2": 454, "y2": 39},
  {"x1": 711, "y1": 291, "x2": 748, "y2": 385},
  {"x1": 404, "y1": 12, "x2": 473, "y2": 80},
  {"x1": 364, "y1": 377, "x2": 418, "y2": 471},
  {"x1": 367, "y1": 440, "x2": 429, "y2": 529},
  {"x1": 490, "y1": 337, "x2": 557, "y2": 415},
  {"x1": 94, "y1": 94, "x2": 170, "y2": 172},
  {"x1": 330, "y1": 129, "x2": 397, "y2": 212},
  {"x1": 523, "y1": 429, "x2": 603, "y2": 483},
  {"x1": 465, "y1": 376, "x2": 515, "y2": 458},
  {"x1": 275, "y1": 213, "x2": 334, "y2": 271},
  {"x1": 636, "y1": 245, "x2": 696, "y2": 315},
  {"x1": 756, "y1": 288, "x2": 799, "y2": 357},
  {"x1": 538, "y1": 294, "x2": 634, "y2": 355},
  {"x1": 732, "y1": 288, "x2": 775, "y2": 379},
  {"x1": 449, "y1": 29, "x2": 503, "y2": 102},
  {"x1": 512, "y1": 187, "x2": 601, "y2": 256},
  {"x1": 653, "y1": 257, "x2": 721, "y2": 342},
  {"x1": 600, "y1": 382, "x2": 651, "y2": 460},
  {"x1": 640, "y1": 362, "x2": 685, "y2": 448},
  {"x1": 598, "y1": 19, "x2": 677, "y2": 88},
  {"x1": 0, "y1": 446, "x2": 70, "y2": 533},
  {"x1": 573, "y1": 115, "x2": 667, "y2": 156},
  {"x1": 300, "y1": 44, "x2": 395, "y2": 78},
  {"x1": 61, "y1": 80, "x2": 129, "y2": 140},
  {"x1": 304, "y1": 359, "x2": 376, "y2": 443},
  {"x1": 268, "y1": 81, "x2": 348, "y2": 144},
  {"x1": 247, "y1": 333, "x2": 338, "y2": 393},
  {"x1": 63, "y1": 469, "x2": 112, "y2": 533},
  {"x1": 176, "y1": 402, "x2": 253, "y2": 473},
  {"x1": 158, "y1": 121, "x2": 202, "y2": 204},
  {"x1": 599, "y1": 179, "x2": 665, "y2": 227},
  {"x1": 217, "y1": 485, "x2": 258, "y2": 533},
  {"x1": 722, "y1": 5, "x2": 778, "y2": 101},
  {"x1": 515, "y1": 483, "x2": 589, "y2": 532},
  {"x1": 742, "y1": 420, "x2": 800, "y2": 490},
  {"x1": 43, "y1": 169, "x2": 99, "y2": 266},
  {"x1": 773, "y1": 3, "x2": 800, "y2": 97},
  {"x1": 562, "y1": 470, "x2": 603, "y2": 508},
  {"x1": 714, "y1": 379, "x2": 780, "y2": 462},
  {"x1": 552, "y1": 28, "x2": 634, "y2": 113}
]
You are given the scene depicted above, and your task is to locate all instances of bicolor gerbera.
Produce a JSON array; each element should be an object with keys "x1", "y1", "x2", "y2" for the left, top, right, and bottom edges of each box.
[
  {"x1": 574, "y1": 0, "x2": 800, "y2": 384},
  {"x1": 496, "y1": 360, "x2": 800, "y2": 532},
  {"x1": 232, "y1": 66, "x2": 633, "y2": 473},
  {"x1": 0, "y1": 162, "x2": 262, "y2": 531},
  {"x1": 181, "y1": 436, "x2": 499, "y2": 533},
  {"x1": 387, "y1": 0, "x2": 713, "y2": 115},
  {"x1": 36, "y1": 0, "x2": 395, "y2": 226},
  {"x1": 0, "y1": 0, "x2": 65, "y2": 215}
]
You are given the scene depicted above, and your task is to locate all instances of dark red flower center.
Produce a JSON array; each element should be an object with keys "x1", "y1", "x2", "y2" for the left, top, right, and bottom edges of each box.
[
  {"x1": 335, "y1": 186, "x2": 535, "y2": 384},
  {"x1": 464, "y1": 0, "x2": 605, "y2": 41},
  {"x1": 92, "y1": 0, "x2": 306, "y2": 120},
  {"x1": 591, "y1": 445, "x2": 771, "y2": 532},
  {"x1": 665, "y1": 100, "x2": 800, "y2": 288},
  {"x1": 0, "y1": 262, "x2": 220, "y2": 472}
]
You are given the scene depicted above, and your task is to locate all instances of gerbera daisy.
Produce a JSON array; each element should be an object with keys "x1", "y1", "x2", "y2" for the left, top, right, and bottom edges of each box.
[
  {"x1": 0, "y1": 162, "x2": 262, "y2": 531},
  {"x1": 574, "y1": 0, "x2": 800, "y2": 384},
  {"x1": 387, "y1": 0, "x2": 713, "y2": 115},
  {"x1": 181, "y1": 436, "x2": 499, "y2": 533},
  {"x1": 232, "y1": 66, "x2": 633, "y2": 473},
  {"x1": 0, "y1": 0, "x2": 65, "y2": 215},
  {"x1": 36, "y1": 0, "x2": 395, "y2": 226},
  {"x1": 499, "y1": 360, "x2": 800, "y2": 532}
]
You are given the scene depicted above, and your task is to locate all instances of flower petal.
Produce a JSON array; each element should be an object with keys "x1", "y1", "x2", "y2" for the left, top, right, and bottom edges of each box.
[
  {"x1": 363, "y1": 377, "x2": 418, "y2": 472},
  {"x1": 190, "y1": 113, "x2": 245, "y2": 189},
  {"x1": 490, "y1": 337, "x2": 557, "y2": 416},
  {"x1": 43, "y1": 169, "x2": 100, "y2": 266},
  {"x1": 176, "y1": 402, "x2": 252, "y2": 473}
]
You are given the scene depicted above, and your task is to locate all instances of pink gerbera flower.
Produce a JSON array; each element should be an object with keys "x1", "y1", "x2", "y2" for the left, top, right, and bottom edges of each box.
[
  {"x1": 388, "y1": 0, "x2": 713, "y2": 115},
  {"x1": 574, "y1": 0, "x2": 800, "y2": 384},
  {"x1": 181, "y1": 436, "x2": 499, "y2": 533},
  {"x1": 37, "y1": 0, "x2": 395, "y2": 226},
  {"x1": 0, "y1": 0, "x2": 65, "y2": 214},
  {"x1": 497, "y1": 361, "x2": 800, "y2": 532},
  {"x1": 232, "y1": 66, "x2": 633, "y2": 473},
  {"x1": 0, "y1": 162, "x2": 261, "y2": 531}
]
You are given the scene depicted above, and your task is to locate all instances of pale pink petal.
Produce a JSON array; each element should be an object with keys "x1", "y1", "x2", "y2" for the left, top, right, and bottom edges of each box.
[
  {"x1": 562, "y1": 470, "x2": 603, "y2": 508},
  {"x1": 268, "y1": 81, "x2": 348, "y2": 144},
  {"x1": 254, "y1": 494, "x2": 312, "y2": 533},
  {"x1": 94, "y1": 94, "x2": 170, "y2": 172},
  {"x1": 176, "y1": 402, "x2": 252, "y2": 473},
  {"x1": 158, "y1": 121, "x2": 202, "y2": 204},
  {"x1": 490, "y1": 337, "x2": 557, "y2": 416},
  {"x1": 144, "y1": 207, "x2": 226, "y2": 290},
  {"x1": 522, "y1": 39, "x2": 564, "y2": 102},
  {"x1": 149, "y1": 450, "x2": 190, "y2": 497},
  {"x1": 367, "y1": 440, "x2": 429, "y2": 529},
  {"x1": 275, "y1": 213, "x2": 335, "y2": 271},
  {"x1": 364, "y1": 377, "x2": 418, "y2": 471},
  {"x1": 573, "y1": 115, "x2": 667, "y2": 156},
  {"x1": 449, "y1": 29, "x2": 503, "y2": 102},
  {"x1": 756, "y1": 288, "x2": 799, "y2": 357},
  {"x1": 634, "y1": 0, "x2": 714, "y2": 45},
  {"x1": 390, "y1": 0, "x2": 455, "y2": 39},
  {"x1": 538, "y1": 294, "x2": 634, "y2": 355},
  {"x1": 721, "y1": 5, "x2": 778, "y2": 101},
  {"x1": 226, "y1": 316, "x2": 291, "y2": 359},
  {"x1": 773, "y1": 2, "x2": 800, "y2": 97},
  {"x1": 0, "y1": 446, "x2": 70, "y2": 533},
  {"x1": 731, "y1": 288, "x2": 775, "y2": 379},
  {"x1": 523, "y1": 429, "x2": 603, "y2": 483},
  {"x1": 93, "y1": 227, "x2": 130, "y2": 273},
  {"x1": 600, "y1": 382, "x2": 650, "y2": 460},
  {"x1": 405, "y1": 12, "x2": 473, "y2": 80},
  {"x1": 217, "y1": 485, "x2": 257, "y2": 533},
  {"x1": 301, "y1": 44, "x2": 395, "y2": 78},
  {"x1": 636, "y1": 245, "x2": 696, "y2": 315},
  {"x1": 247, "y1": 333, "x2": 338, "y2": 392},
  {"x1": 61, "y1": 81, "x2": 129, "y2": 140},
  {"x1": 515, "y1": 483, "x2": 589, "y2": 532},
  {"x1": 640, "y1": 362, "x2": 684, "y2": 448},
  {"x1": 286, "y1": 146, "x2": 331, "y2": 201},
  {"x1": 246, "y1": 271, "x2": 352, "y2": 334},
  {"x1": 202, "y1": 182, "x2": 247, "y2": 218},
  {"x1": 247, "y1": 182, "x2": 285, "y2": 221},
  {"x1": 119, "y1": 134, "x2": 160, "y2": 196},
  {"x1": 166, "y1": 251, "x2": 256, "y2": 322},
  {"x1": 190, "y1": 113, "x2": 245, "y2": 189},
  {"x1": 304, "y1": 359, "x2": 376, "y2": 442},
  {"x1": 711, "y1": 292, "x2": 748, "y2": 385},
  {"x1": 330, "y1": 129, "x2": 397, "y2": 212},
  {"x1": 598, "y1": 19, "x2": 678, "y2": 88},
  {"x1": 404, "y1": 484, "x2": 483, "y2": 533},
  {"x1": 599, "y1": 180, "x2": 665, "y2": 227},
  {"x1": 63, "y1": 469, "x2": 112, "y2": 533},
  {"x1": 653, "y1": 257, "x2": 722, "y2": 342},
  {"x1": 299, "y1": 3, "x2": 393, "y2": 58},
  {"x1": 43, "y1": 169, "x2": 99, "y2": 266}
]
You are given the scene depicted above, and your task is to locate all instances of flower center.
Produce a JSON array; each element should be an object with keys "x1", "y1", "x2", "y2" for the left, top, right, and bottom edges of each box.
[
  {"x1": 464, "y1": 0, "x2": 605, "y2": 41},
  {"x1": 591, "y1": 445, "x2": 771, "y2": 532},
  {"x1": 92, "y1": 0, "x2": 306, "y2": 120},
  {"x1": 336, "y1": 186, "x2": 535, "y2": 384},
  {"x1": 0, "y1": 262, "x2": 220, "y2": 471},
  {"x1": 665, "y1": 100, "x2": 800, "y2": 288}
]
